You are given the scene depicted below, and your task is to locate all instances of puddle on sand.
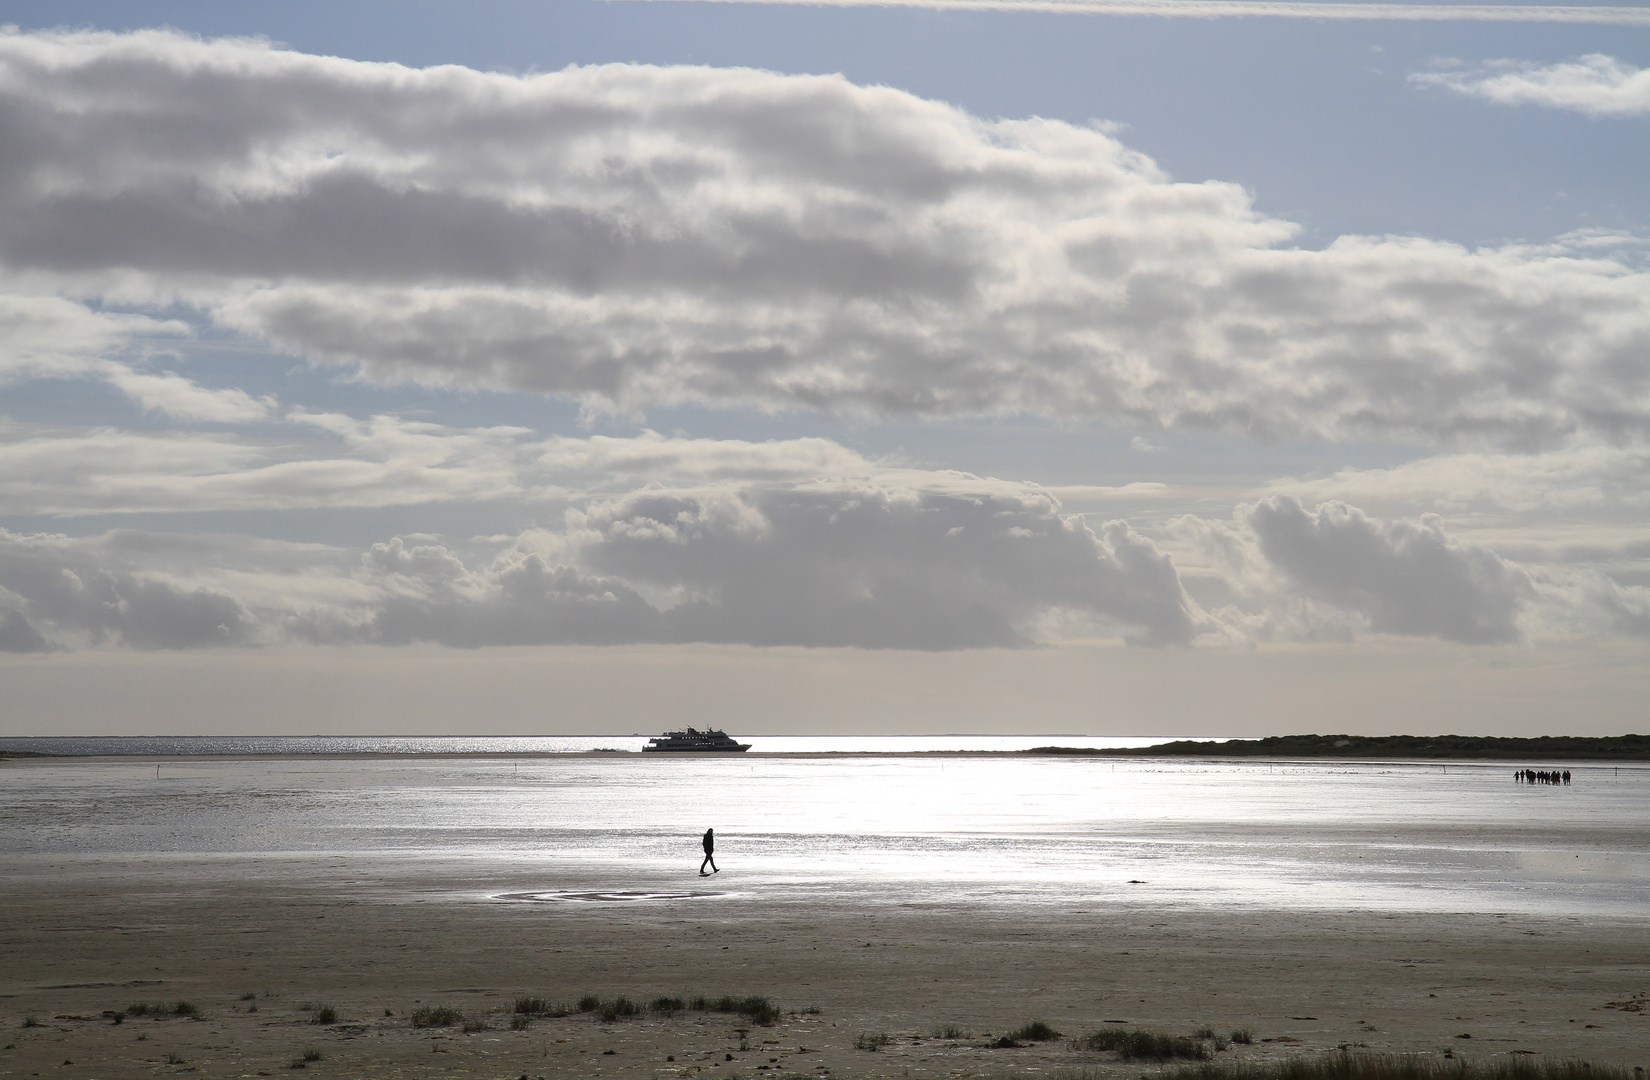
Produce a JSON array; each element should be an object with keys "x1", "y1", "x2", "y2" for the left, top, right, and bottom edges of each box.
[{"x1": 496, "y1": 889, "x2": 726, "y2": 903}]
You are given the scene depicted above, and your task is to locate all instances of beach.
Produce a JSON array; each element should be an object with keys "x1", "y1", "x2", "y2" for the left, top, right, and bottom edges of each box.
[{"x1": 2, "y1": 752, "x2": 1646, "y2": 1078}]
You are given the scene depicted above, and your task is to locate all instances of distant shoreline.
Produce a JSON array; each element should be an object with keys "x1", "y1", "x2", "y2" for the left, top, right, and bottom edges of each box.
[
  {"x1": 1027, "y1": 733, "x2": 1650, "y2": 760},
  {"x1": 4, "y1": 732, "x2": 1648, "y2": 762}
]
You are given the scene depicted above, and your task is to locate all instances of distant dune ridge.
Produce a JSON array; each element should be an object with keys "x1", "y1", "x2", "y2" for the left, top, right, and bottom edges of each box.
[
  {"x1": 1029, "y1": 735, "x2": 1650, "y2": 761},
  {"x1": 1029, "y1": 733, "x2": 1650, "y2": 759}
]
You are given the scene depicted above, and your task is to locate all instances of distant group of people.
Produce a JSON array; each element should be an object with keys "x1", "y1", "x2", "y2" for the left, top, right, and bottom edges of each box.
[{"x1": 1516, "y1": 769, "x2": 1570, "y2": 785}]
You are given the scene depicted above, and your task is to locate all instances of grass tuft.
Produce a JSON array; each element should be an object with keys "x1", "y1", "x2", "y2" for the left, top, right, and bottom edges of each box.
[
  {"x1": 1232, "y1": 1030, "x2": 1255, "y2": 1045},
  {"x1": 1083, "y1": 1028, "x2": 1209, "y2": 1061},
  {"x1": 572, "y1": 991, "x2": 780, "y2": 1025},
  {"x1": 126, "y1": 1001, "x2": 197, "y2": 1019},
  {"x1": 854, "y1": 1032, "x2": 892, "y2": 1051},
  {"x1": 1012, "y1": 1021, "x2": 1063, "y2": 1042},
  {"x1": 933, "y1": 1024, "x2": 965, "y2": 1039},
  {"x1": 510, "y1": 1013, "x2": 531, "y2": 1030},
  {"x1": 409, "y1": 1006, "x2": 462, "y2": 1028},
  {"x1": 461, "y1": 1017, "x2": 491, "y2": 1033},
  {"x1": 1160, "y1": 1053, "x2": 1633, "y2": 1080},
  {"x1": 698, "y1": 995, "x2": 780, "y2": 1026},
  {"x1": 308, "y1": 1005, "x2": 337, "y2": 1025},
  {"x1": 583, "y1": 996, "x2": 643, "y2": 1022}
]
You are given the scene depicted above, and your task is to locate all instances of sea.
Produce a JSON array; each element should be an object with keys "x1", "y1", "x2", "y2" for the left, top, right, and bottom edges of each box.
[
  {"x1": 0, "y1": 734, "x2": 1169, "y2": 755},
  {"x1": 2, "y1": 736, "x2": 1645, "y2": 918}
]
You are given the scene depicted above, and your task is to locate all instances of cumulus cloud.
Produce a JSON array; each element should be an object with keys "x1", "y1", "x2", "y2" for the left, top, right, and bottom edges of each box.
[
  {"x1": 570, "y1": 483, "x2": 1201, "y2": 647},
  {"x1": 336, "y1": 481, "x2": 1208, "y2": 648},
  {"x1": 3, "y1": 30, "x2": 1649, "y2": 447},
  {"x1": 0, "y1": 476, "x2": 1206, "y2": 650},
  {"x1": 0, "y1": 529, "x2": 253, "y2": 650},
  {"x1": 8, "y1": 486, "x2": 1646, "y2": 651},
  {"x1": 1413, "y1": 54, "x2": 1650, "y2": 117},
  {"x1": 1169, "y1": 495, "x2": 1607, "y2": 646},
  {"x1": 1243, "y1": 497, "x2": 1531, "y2": 644}
]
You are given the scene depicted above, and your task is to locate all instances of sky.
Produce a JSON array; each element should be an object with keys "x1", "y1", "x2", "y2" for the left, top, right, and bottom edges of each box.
[{"x1": 0, "y1": 0, "x2": 1647, "y2": 737}]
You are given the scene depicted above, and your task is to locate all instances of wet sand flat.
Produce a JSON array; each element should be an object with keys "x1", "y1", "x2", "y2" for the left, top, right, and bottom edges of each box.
[{"x1": 2, "y1": 851, "x2": 1647, "y2": 1079}]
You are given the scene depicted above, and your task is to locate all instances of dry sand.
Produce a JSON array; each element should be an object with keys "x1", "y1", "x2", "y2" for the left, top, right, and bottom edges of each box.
[{"x1": 2, "y1": 850, "x2": 1647, "y2": 1080}]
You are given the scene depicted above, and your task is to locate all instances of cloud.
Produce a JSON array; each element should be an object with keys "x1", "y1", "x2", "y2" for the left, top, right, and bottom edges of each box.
[
  {"x1": 355, "y1": 539, "x2": 668, "y2": 649},
  {"x1": 627, "y1": 0, "x2": 1650, "y2": 26},
  {"x1": 1263, "y1": 444, "x2": 1650, "y2": 519},
  {"x1": 570, "y1": 483, "x2": 1202, "y2": 647},
  {"x1": 4, "y1": 31, "x2": 1650, "y2": 447},
  {"x1": 348, "y1": 480, "x2": 1206, "y2": 649},
  {"x1": 102, "y1": 367, "x2": 274, "y2": 423},
  {"x1": 1235, "y1": 497, "x2": 1532, "y2": 644},
  {"x1": 0, "y1": 292, "x2": 186, "y2": 381},
  {"x1": 8, "y1": 485, "x2": 1647, "y2": 652},
  {"x1": 532, "y1": 431, "x2": 875, "y2": 484},
  {"x1": 0, "y1": 609, "x2": 57, "y2": 653},
  {"x1": 0, "y1": 418, "x2": 890, "y2": 516},
  {"x1": 0, "y1": 475, "x2": 1205, "y2": 650},
  {"x1": 0, "y1": 290, "x2": 267, "y2": 421},
  {"x1": 1413, "y1": 55, "x2": 1650, "y2": 117},
  {"x1": 0, "y1": 529, "x2": 253, "y2": 649}
]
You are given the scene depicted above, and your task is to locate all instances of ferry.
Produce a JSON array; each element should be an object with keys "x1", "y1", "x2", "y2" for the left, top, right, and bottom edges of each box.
[{"x1": 642, "y1": 727, "x2": 752, "y2": 753}]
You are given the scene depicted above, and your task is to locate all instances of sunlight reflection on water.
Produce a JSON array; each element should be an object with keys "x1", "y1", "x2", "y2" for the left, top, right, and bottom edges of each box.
[{"x1": 2, "y1": 754, "x2": 1644, "y2": 916}]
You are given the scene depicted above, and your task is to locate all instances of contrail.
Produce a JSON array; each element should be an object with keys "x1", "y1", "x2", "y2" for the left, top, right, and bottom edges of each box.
[{"x1": 614, "y1": 0, "x2": 1650, "y2": 26}]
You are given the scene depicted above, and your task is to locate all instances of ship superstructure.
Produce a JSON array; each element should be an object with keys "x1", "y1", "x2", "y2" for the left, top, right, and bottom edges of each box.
[{"x1": 642, "y1": 728, "x2": 752, "y2": 752}]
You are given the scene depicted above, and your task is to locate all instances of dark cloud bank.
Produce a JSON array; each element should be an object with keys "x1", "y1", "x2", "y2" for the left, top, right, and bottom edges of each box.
[{"x1": 4, "y1": 488, "x2": 1640, "y2": 654}]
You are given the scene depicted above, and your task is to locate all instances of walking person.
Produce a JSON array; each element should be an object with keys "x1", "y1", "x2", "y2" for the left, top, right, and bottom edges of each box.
[{"x1": 700, "y1": 827, "x2": 719, "y2": 876}]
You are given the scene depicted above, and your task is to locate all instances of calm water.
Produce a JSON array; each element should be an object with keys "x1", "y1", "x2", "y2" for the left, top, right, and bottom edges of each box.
[
  {"x1": 2, "y1": 751, "x2": 1644, "y2": 917},
  {"x1": 0, "y1": 735, "x2": 1173, "y2": 755}
]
